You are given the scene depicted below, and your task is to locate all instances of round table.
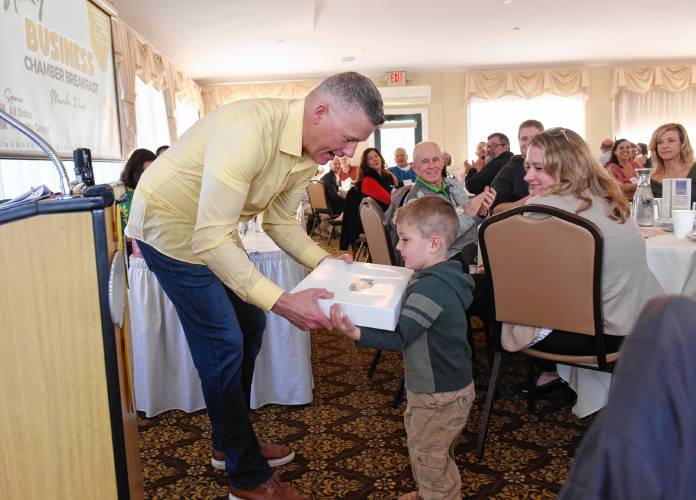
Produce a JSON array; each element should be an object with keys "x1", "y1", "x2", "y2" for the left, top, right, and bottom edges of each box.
[
  {"x1": 559, "y1": 229, "x2": 696, "y2": 418},
  {"x1": 127, "y1": 232, "x2": 312, "y2": 417},
  {"x1": 644, "y1": 232, "x2": 696, "y2": 297}
]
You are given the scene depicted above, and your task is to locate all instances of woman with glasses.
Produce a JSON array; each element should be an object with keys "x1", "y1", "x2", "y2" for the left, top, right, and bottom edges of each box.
[
  {"x1": 516, "y1": 128, "x2": 662, "y2": 399},
  {"x1": 606, "y1": 138, "x2": 640, "y2": 199},
  {"x1": 648, "y1": 123, "x2": 696, "y2": 204}
]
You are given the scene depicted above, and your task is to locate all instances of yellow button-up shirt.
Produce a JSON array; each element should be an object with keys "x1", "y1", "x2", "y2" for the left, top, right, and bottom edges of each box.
[{"x1": 125, "y1": 98, "x2": 329, "y2": 311}]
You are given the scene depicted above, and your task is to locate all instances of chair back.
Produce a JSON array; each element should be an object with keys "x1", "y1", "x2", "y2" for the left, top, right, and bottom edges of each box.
[
  {"x1": 307, "y1": 180, "x2": 329, "y2": 213},
  {"x1": 360, "y1": 197, "x2": 397, "y2": 265},
  {"x1": 479, "y1": 205, "x2": 603, "y2": 337}
]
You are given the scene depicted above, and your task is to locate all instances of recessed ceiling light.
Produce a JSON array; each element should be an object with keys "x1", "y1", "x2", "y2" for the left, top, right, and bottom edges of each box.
[
  {"x1": 276, "y1": 40, "x2": 284, "y2": 44},
  {"x1": 512, "y1": 27, "x2": 521, "y2": 31},
  {"x1": 356, "y1": 48, "x2": 365, "y2": 53},
  {"x1": 501, "y1": 0, "x2": 513, "y2": 4},
  {"x1": 341, "y1": 56, "x2": 356, "y2": 62},
  {"x1": 584, "y1": 37, "x2": 592, "y2": 43}
]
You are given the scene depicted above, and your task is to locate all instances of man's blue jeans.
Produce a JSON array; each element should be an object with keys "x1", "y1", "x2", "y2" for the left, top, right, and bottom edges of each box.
[{"x1": 137, "y1": 241, "x2": 272, "y2": 489}]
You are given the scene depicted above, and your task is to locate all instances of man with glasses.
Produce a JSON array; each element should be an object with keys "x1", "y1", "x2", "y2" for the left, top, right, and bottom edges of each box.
[
  {"x1": 464, "y1": 132, "x2": 513, "y2": 194},
  {"x1": 491, "y1": 120, "x2": 544, "y2": 214}
]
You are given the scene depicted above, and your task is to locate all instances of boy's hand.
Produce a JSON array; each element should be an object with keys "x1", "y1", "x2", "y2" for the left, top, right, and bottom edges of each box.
[{"x1": 330, "y1": 303, "x2": 361, "y2": 341}]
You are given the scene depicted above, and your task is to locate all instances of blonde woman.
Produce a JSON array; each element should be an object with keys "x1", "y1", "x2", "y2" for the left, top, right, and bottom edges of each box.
[
  {"x1": 648, "y1": 123, "x2": 696, "y2": 203},
  {"x1": 519, "y1": 127, "x2": 662, "y2": 388}
]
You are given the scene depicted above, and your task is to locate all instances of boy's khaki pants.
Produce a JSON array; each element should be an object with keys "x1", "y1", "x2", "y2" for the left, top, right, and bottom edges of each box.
[{"x1": 404, "y1": 382, "x2": 475, "y2": 500}]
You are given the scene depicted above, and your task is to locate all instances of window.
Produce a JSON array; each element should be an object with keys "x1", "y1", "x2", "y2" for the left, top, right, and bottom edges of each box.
[
  {"x1": 175, "y1": 99, "x2": 200, "y2": 138},
  {"x1": 0, "y1": 158, "x2": 123, "y2": 200},
  {"x1": 135, "y1": 76, "x2": 170, "y2": 152},
  {"x1": 373, "y1": 110, "x2": 426, "y2": 165},
  {"x1": 467, "y1": 93, "x2": 586, "y2": 160},
  {"x1": 614, "y1": 88, "x2": 696, "y2": 145}
]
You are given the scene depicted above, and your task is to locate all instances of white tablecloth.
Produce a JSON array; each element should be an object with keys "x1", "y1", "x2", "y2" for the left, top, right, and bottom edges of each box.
[
  {"x1": 559, "y1": 232, "x2": 696, "y2": 418},
  {"x1": 128, "y1": 232, "x2": 311, "y2": 417},
  {"x1": 645, "y1": 233, "x2": 696, "y2": 297}
]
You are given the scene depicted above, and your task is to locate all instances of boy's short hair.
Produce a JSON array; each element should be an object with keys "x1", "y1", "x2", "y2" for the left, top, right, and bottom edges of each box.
[{"x1": 395, "y1": 196, "x2": 459, "y2": 249}]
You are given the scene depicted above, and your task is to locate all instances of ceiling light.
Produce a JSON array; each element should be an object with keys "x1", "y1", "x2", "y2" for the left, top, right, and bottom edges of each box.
[
  {"x1": 341, "y1": 56, "x2": 356, "y2": 62},
  {"x1": 584, "y1": 37, "x2": 592, "y2": 43},
  {"x1": 356, "y1": 48, "x2": 364, "y2": 53},
  {"x1": 512, "y1": 27, "x2": 520, "y2": 31},
  {"x1": 501, "y1": 0, "x2": 513, "y2": 4},
  {"x1": 276, "y1": 40, "x2": 284, "y2": 44}
]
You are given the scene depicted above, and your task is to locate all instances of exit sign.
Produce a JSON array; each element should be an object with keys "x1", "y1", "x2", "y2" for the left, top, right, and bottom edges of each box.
[{"x1": 386, "y1": 71, "x2": 407, "y2": 86}]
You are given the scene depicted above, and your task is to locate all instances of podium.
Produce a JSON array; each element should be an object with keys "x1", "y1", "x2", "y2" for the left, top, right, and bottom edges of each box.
[{"x1": 0, "y1": 196, "x2": 143, "y2": 499}]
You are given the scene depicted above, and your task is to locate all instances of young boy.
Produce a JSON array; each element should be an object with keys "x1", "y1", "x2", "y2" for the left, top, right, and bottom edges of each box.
[{"x1": 330, "y1": 195, "x2": 475, "y2": 500}]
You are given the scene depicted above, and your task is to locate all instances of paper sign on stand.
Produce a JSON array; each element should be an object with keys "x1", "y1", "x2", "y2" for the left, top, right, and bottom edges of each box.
[{"x1": 292, "y1": 259, "x2": 413, "y2": 331}]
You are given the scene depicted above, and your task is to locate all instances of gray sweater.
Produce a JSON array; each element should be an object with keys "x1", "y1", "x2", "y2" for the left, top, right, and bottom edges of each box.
[
  {"x1": 357, "y1": 261, "x2": 474, "y2": 393},
  {"x1": 403, "y1": 178, "x2": 482, "y2": 258}
]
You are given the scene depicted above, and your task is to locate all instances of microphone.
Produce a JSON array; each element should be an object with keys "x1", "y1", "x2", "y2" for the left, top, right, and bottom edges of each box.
[{"x1": 73, "y1": 147, "x2": 95, "y2": 187}]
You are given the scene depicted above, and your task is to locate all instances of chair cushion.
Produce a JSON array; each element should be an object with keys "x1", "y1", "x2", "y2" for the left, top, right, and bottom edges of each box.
[{"x1": 523, "y1": 348, "x2": 619, "y2": 365}]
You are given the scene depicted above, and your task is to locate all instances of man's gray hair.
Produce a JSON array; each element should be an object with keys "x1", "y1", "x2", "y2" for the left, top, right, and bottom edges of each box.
[{"x1": 309, "y1": 72, "x2": 385, "y2": 126}]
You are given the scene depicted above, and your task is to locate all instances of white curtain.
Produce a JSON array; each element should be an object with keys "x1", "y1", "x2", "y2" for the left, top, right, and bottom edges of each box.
[
  {"x1": 174, "y1": 99, "x2": 200, "y2": 138},
  {"x1": 613, "y1": 88, "x2": 696, "y2": 145},
  {"x1": 467, "y1": 93, "x2": 586, "y2": 160},
  {"x1": 135, "y1": 76, "x2": 170, "y2": 153}
]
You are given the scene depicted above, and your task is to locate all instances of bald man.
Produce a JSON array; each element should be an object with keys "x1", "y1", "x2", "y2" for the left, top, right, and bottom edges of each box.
[
  {"x1": 389, "y1": 147, "x2": 417, "y2": 185},
  {"x1": 401, "y1": 141, "x2": 495, "y2": 268}
]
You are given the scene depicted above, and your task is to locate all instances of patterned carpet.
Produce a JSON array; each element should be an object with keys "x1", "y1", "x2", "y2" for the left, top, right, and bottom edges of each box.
[
  {"x1": 138, "y1": 234, "x2": 592, "y2": 499},
  {"x1": 138, "y1": 329, "x2": 590, "y2": 499}
]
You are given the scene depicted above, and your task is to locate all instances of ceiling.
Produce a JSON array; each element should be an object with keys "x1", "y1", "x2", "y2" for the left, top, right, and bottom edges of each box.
[{"x1": 108, "y1": 0, "x2": 696, "y2": 86}]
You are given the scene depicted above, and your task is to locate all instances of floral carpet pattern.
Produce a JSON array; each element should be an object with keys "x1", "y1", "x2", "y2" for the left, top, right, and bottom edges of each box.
[
  {"x1": 138, "y1": 328, "x2": 590, "y2": 499},
  {"x1": 138, "y1": 234, "x2": 591, "y2": 499}
]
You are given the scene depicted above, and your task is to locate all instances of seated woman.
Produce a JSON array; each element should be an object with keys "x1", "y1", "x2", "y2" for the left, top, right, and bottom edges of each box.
[
  {"x1": 520, "y1": 128, "x2": 663, "y2": 384},
  {"x1": 648, "y1": 123, "x2": 696, "y2": 203},
  {"x1": 118, "y1": 148, "x2": 156, "y2": 256},
  {"x1": 339, "y1": 148, "x2": 395, "y2": 252},
  {"x1": 606, "y1": 138, "x2": 639, "y2": 199},
  {"x1": 355, "y1": 147, "x2": 395, "y2": 210}
]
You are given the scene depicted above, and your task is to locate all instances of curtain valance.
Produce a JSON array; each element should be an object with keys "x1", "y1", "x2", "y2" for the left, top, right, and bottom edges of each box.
[
  {"x1": 465, "y1": 67, "x2": 589, "y2": 100},
  {"x1": 612, "y1": 64, "x2": 696, "y2": 97}
]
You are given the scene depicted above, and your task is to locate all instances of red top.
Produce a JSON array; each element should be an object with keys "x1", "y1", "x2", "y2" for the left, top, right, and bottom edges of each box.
[
  {"x1": 607, "y1": 161, "x2": 639, "y2": 184},
  {"x1": 338, "y1": 166, "x2": 358, "y2": 182},
  {"x1": 361, "y1": 177, "x2": 392, "y2": 206}
]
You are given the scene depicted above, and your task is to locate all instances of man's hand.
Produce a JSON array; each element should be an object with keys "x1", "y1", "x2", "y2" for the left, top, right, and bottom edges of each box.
[
  {"x1": 330, "y1": 304, "x2": 361, "y2": 341},
  {"x1": 272, "y1": 289, "x2": 333, "y2": 331},
  {"x1": 465, "y1": 186, "x2": 497, "y2": 217},
  {"x1": 321, "y1": 253, "x2": 354, "y2": 264},
  {"x1": 463, "y1": 160, "x2": 477, "y2": 172}
]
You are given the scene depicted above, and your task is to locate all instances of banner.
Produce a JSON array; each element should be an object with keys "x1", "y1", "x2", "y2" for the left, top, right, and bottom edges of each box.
[{"x1": 0, "y1": 0, "x2": 121, "y2": 159}]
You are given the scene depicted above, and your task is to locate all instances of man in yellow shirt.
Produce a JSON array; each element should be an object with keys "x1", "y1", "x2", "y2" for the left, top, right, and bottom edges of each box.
[{"x1": 126, "y1": 72, "x2": 384, "y2": 499}]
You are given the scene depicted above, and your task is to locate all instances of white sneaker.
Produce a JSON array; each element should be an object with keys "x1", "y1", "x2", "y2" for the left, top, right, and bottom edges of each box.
[{"x1": 211, "y1": 448, "x2": 295, "y2": 469}]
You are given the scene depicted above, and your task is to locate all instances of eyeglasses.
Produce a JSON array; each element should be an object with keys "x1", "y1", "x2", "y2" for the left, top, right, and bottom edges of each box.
[
  {"x1": 487, "y1": 143, "x2": 506, "y2": 149},
  {"x1": 546, "y1": 127, "x2": 571, "y2": 143}
]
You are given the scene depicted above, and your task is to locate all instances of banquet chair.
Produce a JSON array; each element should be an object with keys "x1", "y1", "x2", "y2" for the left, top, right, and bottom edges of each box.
[
  {"x1": 359, "y1": 197, "x2": 398, "y2": 266},
  {"x1": 306, "y1": 180, "x2": 342, "y2": 245},
  {"x1": 359, "y1": 197, "x2": 404, "y2": 407},
  {"x1": 475, "y1": 205, "x2": 619, "y2": 460}
]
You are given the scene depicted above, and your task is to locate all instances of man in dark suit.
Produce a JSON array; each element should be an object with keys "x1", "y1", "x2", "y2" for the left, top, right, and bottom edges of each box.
[{"x1": 464, "y1": 132, "x2": 514, "y2": 194}]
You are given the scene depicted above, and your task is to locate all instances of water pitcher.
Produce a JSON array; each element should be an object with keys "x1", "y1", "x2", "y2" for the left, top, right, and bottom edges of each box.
[{"x1": 633, "y1": 168, "x2": 654, "y2": 227}]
